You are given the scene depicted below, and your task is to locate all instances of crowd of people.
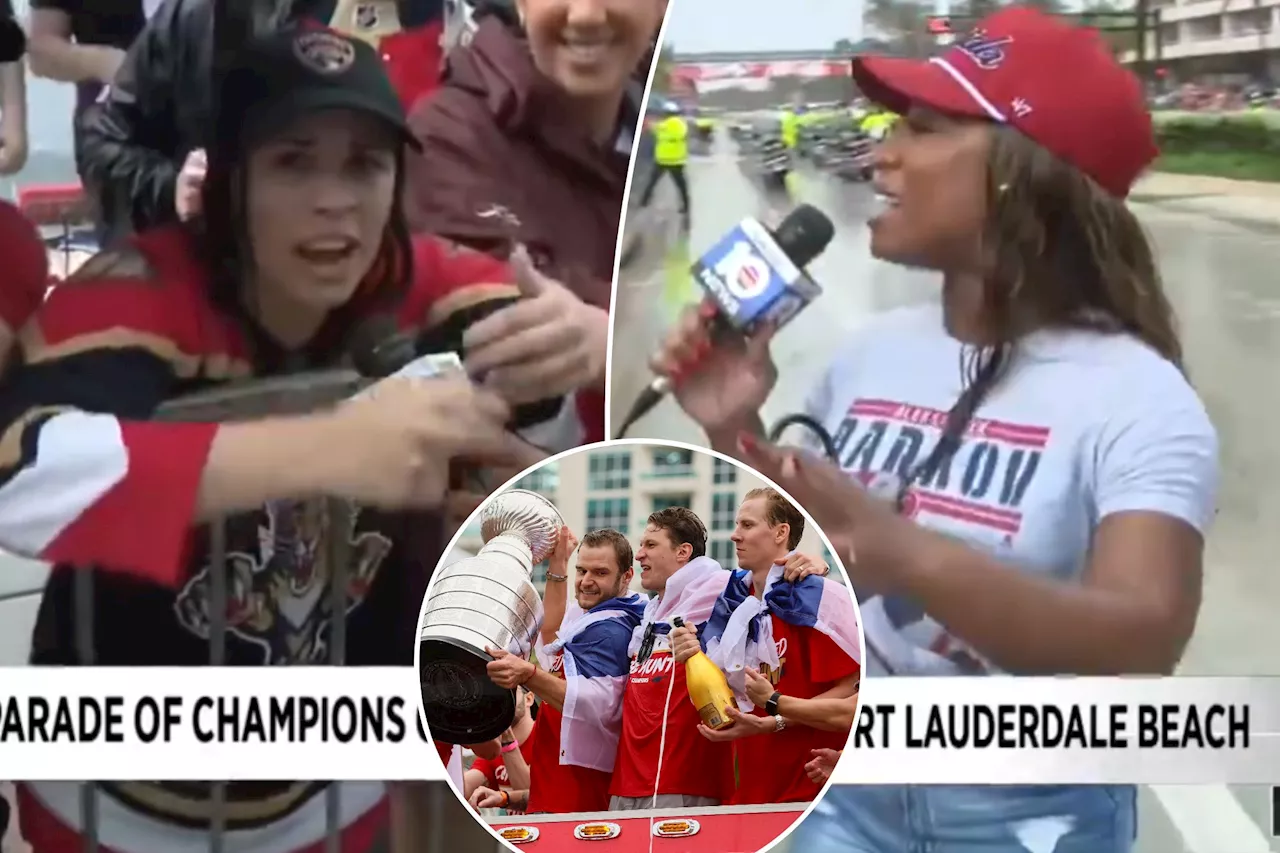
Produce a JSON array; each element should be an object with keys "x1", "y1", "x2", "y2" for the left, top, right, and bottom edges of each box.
[
  {"x1": 0, "y1": 0, "x2": 664, "y2": 850},
  {"x1": 446, "y1": 487, "x2": 861, "y2": 816}
]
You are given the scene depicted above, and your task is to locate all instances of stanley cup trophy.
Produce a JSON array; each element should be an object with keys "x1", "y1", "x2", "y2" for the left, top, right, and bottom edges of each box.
[{"x1": 419, "y1": 489, "x2": 563, "y2": 743}]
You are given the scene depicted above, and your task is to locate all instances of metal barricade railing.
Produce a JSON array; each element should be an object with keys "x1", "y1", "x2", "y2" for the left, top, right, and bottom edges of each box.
[{"x1": 66, "y1": 371, "x2": 485, "y2": 853}]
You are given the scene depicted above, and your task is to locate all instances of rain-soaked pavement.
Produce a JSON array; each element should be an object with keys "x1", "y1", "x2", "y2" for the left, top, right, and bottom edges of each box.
[{"x1": 611, "y1": 138, "x2": 1280, "y2": 853}]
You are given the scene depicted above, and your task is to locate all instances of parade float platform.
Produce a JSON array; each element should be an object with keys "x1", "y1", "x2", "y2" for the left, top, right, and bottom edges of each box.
[{"x1": 488, "y1": 802, "x2": 807, "y2": 852}]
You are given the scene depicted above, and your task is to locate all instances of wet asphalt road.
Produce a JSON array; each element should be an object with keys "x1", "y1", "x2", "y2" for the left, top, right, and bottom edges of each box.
[{"x1": 611, "y1": 140, "x2": 1280, "y2": 853}]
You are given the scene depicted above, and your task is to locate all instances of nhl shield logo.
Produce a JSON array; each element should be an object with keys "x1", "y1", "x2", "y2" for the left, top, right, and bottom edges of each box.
[
  {"x1": 293, "y1": 31, "x2": 356, "y2": 74},
  {"x1": 354, "y1": 3, "x2": 379, "y2": 29}
]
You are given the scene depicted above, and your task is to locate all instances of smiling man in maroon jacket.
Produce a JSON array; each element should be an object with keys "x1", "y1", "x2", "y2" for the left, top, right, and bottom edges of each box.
[{"x1": 407, "y1": 0, "x2": 666, "y2": 447}]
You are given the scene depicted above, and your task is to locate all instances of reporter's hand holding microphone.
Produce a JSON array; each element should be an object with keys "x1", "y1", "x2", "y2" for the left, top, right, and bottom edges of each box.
[
  {"x1": 620, "y1": 204, "x2": 835, "y2": 450},
  {"x1": 649, "y1": 304, "x2": 779, "y2": 449}
]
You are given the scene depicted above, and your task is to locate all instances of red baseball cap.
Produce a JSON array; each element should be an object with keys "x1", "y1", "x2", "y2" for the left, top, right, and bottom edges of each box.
[{"x1": 851, "y1": 5, "x2": 1156, "y2": 198}]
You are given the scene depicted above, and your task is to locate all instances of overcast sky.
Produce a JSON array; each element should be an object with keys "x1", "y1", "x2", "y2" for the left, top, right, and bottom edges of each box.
[{"x1": 662, "y1": 0, "x2": 866, "y2": 53}]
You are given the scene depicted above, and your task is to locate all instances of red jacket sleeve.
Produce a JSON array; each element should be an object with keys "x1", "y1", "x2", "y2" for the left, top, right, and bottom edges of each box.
[
  {"x1": 398, "y1": 233, "x2": 519, "y2": 331},
  {"x1": 0, "y1": 254, "x2": 217, "y2": 587},
  {"x1": 0, "y1": 201, "x2": 50, "y2": 334}
]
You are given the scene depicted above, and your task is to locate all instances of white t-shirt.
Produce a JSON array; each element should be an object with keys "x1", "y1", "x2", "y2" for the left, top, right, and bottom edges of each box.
[{"x1": 803, "y1": 305, "x2": 1219, "y2": 676}]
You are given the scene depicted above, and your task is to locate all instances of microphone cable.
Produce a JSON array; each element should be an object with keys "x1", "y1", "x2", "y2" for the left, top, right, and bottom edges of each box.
[
  {"x1": 766, "y1": 412, "x2": 838, "y2": 460},
  {"x1": 612, "y1": 380, "x2": 668, "y2": 440}
]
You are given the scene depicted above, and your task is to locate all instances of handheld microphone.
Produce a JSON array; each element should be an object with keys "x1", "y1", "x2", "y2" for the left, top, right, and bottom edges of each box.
[
  {"x1": 352, "y1": 302, "x2": 578, "y2": 455},
  {"x1": 613, "y1": 204, "x2": 835, "y2": 439},
  {"x1": 347, "y1": 315, "x2": 420, "y2": 378}
]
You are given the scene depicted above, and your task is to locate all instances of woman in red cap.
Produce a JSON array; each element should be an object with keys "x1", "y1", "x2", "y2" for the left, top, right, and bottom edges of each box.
[{"x1": 651, "y1": 7, "x2": 1218, "y2": 851}]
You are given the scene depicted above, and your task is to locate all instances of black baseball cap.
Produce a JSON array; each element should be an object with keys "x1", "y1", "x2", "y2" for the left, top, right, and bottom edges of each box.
[
  {"x1": 0, "y1": 17, "x2": 25, "y2": 63},
  {"x1": 215, "y1": 23, "x2": 420, "y2": 157}
]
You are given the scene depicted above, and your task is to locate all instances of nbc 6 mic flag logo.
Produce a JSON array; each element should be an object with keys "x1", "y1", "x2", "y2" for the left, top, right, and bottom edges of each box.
[
  {"x1": 694, "y1": 223, "x2": 790, "y2": 329},
  {"x1": 716, "y1": 242, "x2": 771, "y2": 301}
]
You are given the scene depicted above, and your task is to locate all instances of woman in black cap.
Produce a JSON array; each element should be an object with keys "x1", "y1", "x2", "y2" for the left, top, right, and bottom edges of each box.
[{"x1": 3, "y1": 22, "x2": 538, "y2": 853}]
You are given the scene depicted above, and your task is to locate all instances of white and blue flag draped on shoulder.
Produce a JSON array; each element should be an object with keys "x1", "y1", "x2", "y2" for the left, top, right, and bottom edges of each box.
[
  {"x1": 626, "y1": 556, "x2": 734, "y2": 659},
  {"x1": 538, "y1": 592, "x2": 648, "y2": 772},
  {"x1": 703, "y1": 561, "x2": 862, "y2": 711}
]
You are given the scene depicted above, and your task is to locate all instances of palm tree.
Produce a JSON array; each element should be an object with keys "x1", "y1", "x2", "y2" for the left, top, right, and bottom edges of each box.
[
  {"x1": 1081, "y1": 0, "x2": 1140, "y2": 58},
  {"x1": 865, "y1": 0, "x2": 942, "y2": 56}
]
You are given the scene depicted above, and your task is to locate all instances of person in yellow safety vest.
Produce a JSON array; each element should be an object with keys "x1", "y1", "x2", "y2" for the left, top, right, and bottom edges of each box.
[
  {"x1": 637, "y1": 104, "x2": 690, "y2": 220},
  {"x1": 780, "y1": 108, "x2": 800, "y2": 149},
  {"x1": 859, "y1": 109, "x2": 898, "y2": 141}
]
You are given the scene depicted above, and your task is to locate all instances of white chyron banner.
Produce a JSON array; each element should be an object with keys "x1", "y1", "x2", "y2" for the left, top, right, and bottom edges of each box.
[
  {"x1": 844, "y1": 676, "x2": 1271, "y2": 785},
  {"x1": 0, "y1": 670, "x2": 1274, "y2": 783}
]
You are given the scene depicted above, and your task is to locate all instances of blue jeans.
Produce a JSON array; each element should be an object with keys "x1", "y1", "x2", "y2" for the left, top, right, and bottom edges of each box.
[{"x1": 792, "y1": 785, "x2": 1136, "y2": 853}]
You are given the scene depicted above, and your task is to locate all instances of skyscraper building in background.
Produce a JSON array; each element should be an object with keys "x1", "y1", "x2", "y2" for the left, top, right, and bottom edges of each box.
[{"x1": 453, "y1": 446, "x2": 841, "y2": 594}]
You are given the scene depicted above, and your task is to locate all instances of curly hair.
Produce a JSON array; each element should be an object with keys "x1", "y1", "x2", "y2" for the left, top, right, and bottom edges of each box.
[
  {"x1": 981, "y1": 125, "x2": 1181, "y2": 367},
  {"x1": 898, "y1": 125, "x2": 1184, "y2": 503}
]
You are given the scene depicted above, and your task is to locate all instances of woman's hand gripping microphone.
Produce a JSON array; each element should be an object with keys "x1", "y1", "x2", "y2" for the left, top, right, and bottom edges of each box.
[{"x1": 649, "y1": 301, "x2": 779, "y2": 436}]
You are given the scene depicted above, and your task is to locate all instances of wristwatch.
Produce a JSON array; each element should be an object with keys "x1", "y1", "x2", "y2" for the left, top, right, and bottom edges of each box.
[
  {"x1": 765, "y1": 691, "x2": 782, "y2": 716},
  {"x1": 773, "y1": 715, "x2": 787, "y2": 733}
]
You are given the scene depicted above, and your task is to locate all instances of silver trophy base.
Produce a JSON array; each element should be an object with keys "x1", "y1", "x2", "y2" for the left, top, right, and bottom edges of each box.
[{"x1": 419, "y1": 638, "x2": 515, "y2": 744}]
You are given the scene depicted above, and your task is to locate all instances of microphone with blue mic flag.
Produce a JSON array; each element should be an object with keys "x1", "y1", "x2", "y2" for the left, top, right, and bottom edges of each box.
[{"x1": 614, "y1": 203, "x2": 836, "y2": 439}]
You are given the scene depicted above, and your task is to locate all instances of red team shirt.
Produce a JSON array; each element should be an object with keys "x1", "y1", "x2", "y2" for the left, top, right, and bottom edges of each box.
[
  {"x1": 610, "y1": 646, "x2": 736, "y2": 803},
  {"x1": 730, "y1": 616, "x2": 859, "y2": 804},
  {"x1": 526, "y1": 649, "x2": 615, "y2": 814}
]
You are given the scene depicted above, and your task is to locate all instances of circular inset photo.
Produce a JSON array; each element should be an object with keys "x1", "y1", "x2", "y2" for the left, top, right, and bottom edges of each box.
[{"x1": 416, "y1": 440, "x2": 863, "y2": 852}]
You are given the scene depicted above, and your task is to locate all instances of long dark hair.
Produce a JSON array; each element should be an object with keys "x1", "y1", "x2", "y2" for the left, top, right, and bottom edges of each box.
[{"x1": 894, "y1": 125, "x2": 1182, "y2": 508}]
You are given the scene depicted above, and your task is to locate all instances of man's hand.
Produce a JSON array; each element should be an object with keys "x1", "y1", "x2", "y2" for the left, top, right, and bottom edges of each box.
[
  {"x1": 463, "y1": 245, "x2": 608, "y2": 405},
  {"x1": 485, "y1": 646, "x2": 535, "y2": 689},
  {"x1": 669, "y1": 624, "x2": 700, "y2": 664},
  {"x1": 93, "y1": 45, "x2": 126, "y2": 85},
  {"x1": 467, "y1": 785, "x2": 504, "y2": 811},
  {"x1": 805, "y1": 748, "x2": 841, "y2": 784},
  {"x1": 175, "y1": 149, "x2": 206, "y2": 220},
  {"x1": 743, "y1": 666, "x2": 775, "y2": 709},
  {"x1": 775, "y1": 551, "x2": 829, "y2": 582},
  {"x1": 696, "y1": 706, "x2": 776, "y2": 742},
  {"x1": 549, "y1": 525, "x2": 578, "y2": 575}
]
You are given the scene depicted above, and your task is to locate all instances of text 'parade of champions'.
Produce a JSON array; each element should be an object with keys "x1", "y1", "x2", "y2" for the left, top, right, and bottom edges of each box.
[
  {"x1": 0, "y1": 671, "x2": 1270, "y2": 784},
  {"x1": 0, "y1": 685, "x2": 1254, "y2": 752}
]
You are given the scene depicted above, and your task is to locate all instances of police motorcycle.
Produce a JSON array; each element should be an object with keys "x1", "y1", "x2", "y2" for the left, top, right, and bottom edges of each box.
[
  {"x1": 825, "y1": 129, "x2": 876, "y2": 182},
  {"x1": 754, "y1": 135, "x2": 794, "y2": 208},
  {"x1": 805, "y1": 119, "x2": 849, "y2": 168},
  {"x1": 690, "y1": 114, "x2": 715, "y2": 156}
]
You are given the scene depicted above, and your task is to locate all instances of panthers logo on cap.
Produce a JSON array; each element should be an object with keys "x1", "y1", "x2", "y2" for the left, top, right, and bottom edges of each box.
[{"x1": 293, "y1": 31, "x2": 357, "y2": 74}]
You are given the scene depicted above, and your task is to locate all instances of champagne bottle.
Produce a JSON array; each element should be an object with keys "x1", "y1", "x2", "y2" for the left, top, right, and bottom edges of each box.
[{"x1": 672, "y1": 616, "x2": 735, "y2": 731}]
